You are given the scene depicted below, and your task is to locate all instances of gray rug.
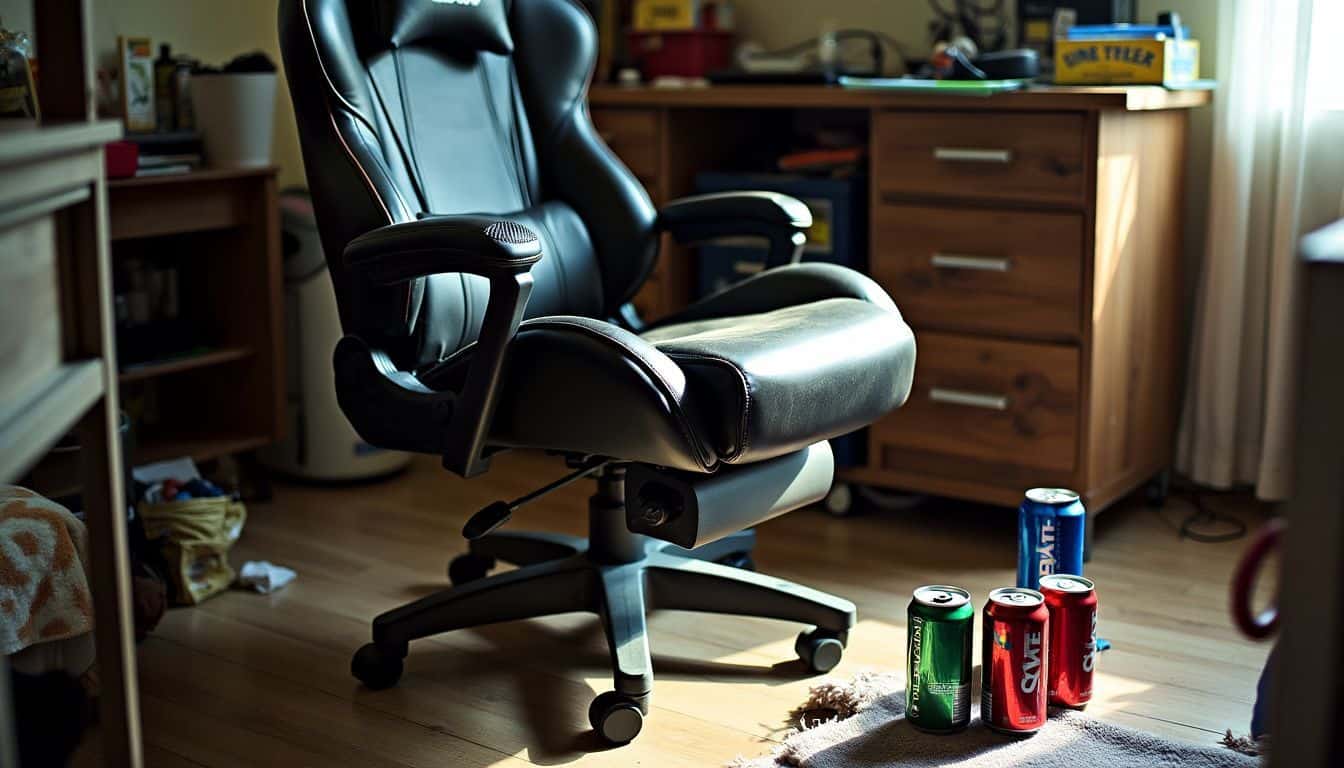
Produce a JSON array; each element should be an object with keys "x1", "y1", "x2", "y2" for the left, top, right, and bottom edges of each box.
[{"x1": 730, "y1": 672, "x2": 1261, "y2": 768}]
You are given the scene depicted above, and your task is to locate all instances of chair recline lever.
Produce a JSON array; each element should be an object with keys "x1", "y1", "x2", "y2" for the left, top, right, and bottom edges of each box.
[{"x1": 462, "y1": 458, "x2": 609, "y2": 540}]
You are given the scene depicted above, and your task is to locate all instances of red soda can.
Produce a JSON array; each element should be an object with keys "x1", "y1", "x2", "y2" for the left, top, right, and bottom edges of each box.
[
  {"x1": 981, "y1": 587, "x2": 1049, "y2": 734},
  {"x1": 1040, "y1": 574, "x2": 1097, "y2": 708}
]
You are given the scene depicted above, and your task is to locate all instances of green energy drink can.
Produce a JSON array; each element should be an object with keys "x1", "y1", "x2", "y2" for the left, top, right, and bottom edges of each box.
[{"x1": 906, "y1": 585, "x2": 974, "y2": 732}]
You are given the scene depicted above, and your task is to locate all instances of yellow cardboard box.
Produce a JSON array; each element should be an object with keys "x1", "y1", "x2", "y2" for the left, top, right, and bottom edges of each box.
[
  {"x1": 1055, "y1": 37, "x2": 1199, "y2": 85},
  {"x1": 634, "y1": 0, "x2": 700, "y2": 31}
]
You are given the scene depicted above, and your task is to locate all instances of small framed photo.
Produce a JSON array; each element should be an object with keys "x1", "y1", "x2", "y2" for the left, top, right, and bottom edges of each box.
[{"x1": 118, "y1": 35, "x2": 155, "y2": 132}]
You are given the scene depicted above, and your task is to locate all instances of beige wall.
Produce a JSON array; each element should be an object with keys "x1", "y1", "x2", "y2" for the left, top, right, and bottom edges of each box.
[{"x1": 0, "y1": 1, "x2": 32, "y2": 38}]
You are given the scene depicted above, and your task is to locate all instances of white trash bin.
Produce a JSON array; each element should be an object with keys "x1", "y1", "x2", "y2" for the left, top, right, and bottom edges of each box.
[{"x1": 190, "y1": 71, "x2": 277, "y2": 168}]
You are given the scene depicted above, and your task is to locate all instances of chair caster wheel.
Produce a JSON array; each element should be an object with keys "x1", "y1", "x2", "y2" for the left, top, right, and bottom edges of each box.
[
  {"x1": 824, "y1": 483, "x2": 855, "y2": 517},
  {"x1": 351, "y1": 643, "x2": 403, "y2": 690},
  {"x1": 448, "y1": 553, "x2": 496, "y2": 586},
  {"x1": 715, "y1": 551, "x2": 755, "y2": 571},
  {"x1": 795, "y1": 628, "x2": 846, "y2": 673},
  {"x1": 588, "y1": 690, "x2": 644, "y2": 744}
]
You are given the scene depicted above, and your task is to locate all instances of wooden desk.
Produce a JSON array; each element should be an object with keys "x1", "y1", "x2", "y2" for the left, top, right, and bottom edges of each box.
[
  {"x1": 590, "y1": 84, "x2": 1210, "y2": 526},
  {"x1": 106, "y1": 167, "x2": 284, "y2": 467}
]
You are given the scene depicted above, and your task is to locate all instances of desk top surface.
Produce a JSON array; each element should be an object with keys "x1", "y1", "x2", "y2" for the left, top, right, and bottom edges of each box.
[{"x1": 589, "y1": 84, "x2": 1211, "y2": 112}]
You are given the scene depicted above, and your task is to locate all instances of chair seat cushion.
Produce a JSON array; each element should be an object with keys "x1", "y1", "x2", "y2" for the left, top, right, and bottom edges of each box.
[
  {"x1": 417, "y1": 263, "x2": 915, "y2": 471},
  {"x1": 642, "y1": 296, "x2": 915, "y2": 464}
]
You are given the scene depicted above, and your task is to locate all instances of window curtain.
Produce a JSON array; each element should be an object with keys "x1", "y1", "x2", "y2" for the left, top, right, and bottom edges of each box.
[{"x1": 1176, "y1": 0, "x2": 1344, "y2": 501}]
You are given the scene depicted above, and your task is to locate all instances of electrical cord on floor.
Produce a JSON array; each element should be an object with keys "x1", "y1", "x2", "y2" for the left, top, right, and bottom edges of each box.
[{"x1": 1156, "y1": 483, "x2": 1251, "y2": 543}]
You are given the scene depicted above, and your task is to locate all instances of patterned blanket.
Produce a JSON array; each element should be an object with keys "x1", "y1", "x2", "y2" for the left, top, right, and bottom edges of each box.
[{"x1": 0, "y1": 486, "x2": 94, "y2": 655}]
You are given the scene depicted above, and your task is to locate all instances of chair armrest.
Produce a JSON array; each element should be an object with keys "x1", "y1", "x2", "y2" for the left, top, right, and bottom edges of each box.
[
  {"x1": 341, "y1": 215, "x2": 543, "y2": 478},
  {"x1": 344, "y1": 215, "x2": 542, "y2": 284},
  {"x1": 656, "y1": 191, "x2": 812, "y2": 267}
]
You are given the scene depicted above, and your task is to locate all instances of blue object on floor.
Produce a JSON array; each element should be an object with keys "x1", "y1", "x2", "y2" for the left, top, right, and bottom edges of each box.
[{"x1": 1252, "y1": 643, "x2": 1276, "y2": 738}]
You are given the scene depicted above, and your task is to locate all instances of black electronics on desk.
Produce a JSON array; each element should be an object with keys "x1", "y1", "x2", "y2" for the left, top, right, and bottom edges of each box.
[{"x1": 1018, "y1": 0, "x2": 1136, "y2": 71}]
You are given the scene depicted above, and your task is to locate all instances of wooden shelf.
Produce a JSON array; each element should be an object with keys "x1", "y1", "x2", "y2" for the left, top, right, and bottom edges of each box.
[
  {"x1": 119, "y1": 346, "x2": 254, "y2": 383},
  {"x1": 134, "y1": 433, "x2": 271, "y2": 466},
  {"x1": 107, "y1": 167, "x2": 282, "y2": 241},
  {"x1": 0, "y1": 361, "x2": 104, "y2": 481},
  {"x1": 107, "y1": 165, "x2": 279, "y2": 189}
]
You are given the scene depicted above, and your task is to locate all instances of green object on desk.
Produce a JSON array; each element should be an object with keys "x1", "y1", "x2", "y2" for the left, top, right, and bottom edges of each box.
[{"x1": 837, "y1": 76, "x2": 1031, "y2": 96}]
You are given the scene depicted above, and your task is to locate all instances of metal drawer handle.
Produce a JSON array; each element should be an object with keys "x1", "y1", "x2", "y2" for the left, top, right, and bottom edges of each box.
[
  {"x1": 929, "y1": 387, "x2": 1009, "y2": 411},
  {"x1": 930, "y1": 253, "x2": 1011, "y2": 272},
  {"x1": 933, "y1": 147, "x2": 1014, "y2": 164}
]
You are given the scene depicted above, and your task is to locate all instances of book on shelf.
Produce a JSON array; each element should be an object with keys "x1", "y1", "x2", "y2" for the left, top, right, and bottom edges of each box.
[
  {"x1": 134, "y1": 163, "x2": 193, "y2": 177},
  {"x1": 138, "y1": 152, "x2": 202, "y2": 168}
]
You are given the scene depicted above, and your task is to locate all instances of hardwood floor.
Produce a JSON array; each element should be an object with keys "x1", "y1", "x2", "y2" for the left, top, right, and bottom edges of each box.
[{"x1": 125, "y1": 452, "x2": 1273, "y2": 767}]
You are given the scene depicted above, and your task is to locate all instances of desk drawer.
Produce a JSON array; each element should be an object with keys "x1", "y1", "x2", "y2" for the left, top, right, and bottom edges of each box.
[
  {"x1": 871, "y1": 332, "x2": 1078, "y2": 483},
  {"x1": 591, "y1": 108, "x2": 660, "y2": 183},
  {"x1": 872, "y1": 204, "x2": 1083, "y2": 340},
  {"x1": 874, "y1": 111, "x2": 1087, "y2": 206}
]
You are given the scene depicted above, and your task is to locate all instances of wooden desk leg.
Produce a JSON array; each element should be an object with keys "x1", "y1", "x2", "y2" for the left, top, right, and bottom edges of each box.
[
  {"x1": 77, "y1": 399, "x2": 142, "y2": 768},
  {"x1": 62, "y1": 164, "x2": 144, "y2": 767}
]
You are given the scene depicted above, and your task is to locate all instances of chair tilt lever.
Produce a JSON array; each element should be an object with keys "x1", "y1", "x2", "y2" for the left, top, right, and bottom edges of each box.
[{"x1": 461, "y1": 457, "x2": 610, "y2": 540}]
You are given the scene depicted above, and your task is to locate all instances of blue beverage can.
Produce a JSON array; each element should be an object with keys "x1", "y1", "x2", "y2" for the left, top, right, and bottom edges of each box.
[{"x1": 1016, "y1": 488, "x2": 1086, "y2": 589}]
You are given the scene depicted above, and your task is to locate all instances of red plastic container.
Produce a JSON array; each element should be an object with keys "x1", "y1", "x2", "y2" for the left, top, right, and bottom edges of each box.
[
  {"x1": 104, "y1": 139, "x2": 139, "y2": 179},
  {"x1": 627, "y1": 30, "x2": 734, "y2": 79}
]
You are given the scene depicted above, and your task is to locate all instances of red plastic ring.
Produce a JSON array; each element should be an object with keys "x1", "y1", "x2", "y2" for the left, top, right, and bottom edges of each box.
[{"x1": 1231, "y1": 517, "x2": 1283, "y2": 639}]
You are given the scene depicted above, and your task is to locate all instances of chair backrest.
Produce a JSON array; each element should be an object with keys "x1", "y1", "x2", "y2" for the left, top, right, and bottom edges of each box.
[{"x1": 279, "y1": 0, "x2": 658, "y2": 370}]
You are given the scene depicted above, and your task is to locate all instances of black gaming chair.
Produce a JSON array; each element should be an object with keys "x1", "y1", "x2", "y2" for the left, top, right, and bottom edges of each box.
[{"x1": 278, "y1": 0, "x2": 916, "y2": 744}]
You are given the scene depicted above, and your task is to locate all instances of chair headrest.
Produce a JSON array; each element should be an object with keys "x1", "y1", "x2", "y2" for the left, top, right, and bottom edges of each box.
[{"x1": 376, "y1": 0, "x2": 513, "y2": 55}]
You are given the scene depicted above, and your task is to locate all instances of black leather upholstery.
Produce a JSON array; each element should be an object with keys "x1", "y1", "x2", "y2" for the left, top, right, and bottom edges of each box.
[
  {"x1": 280, "y1": 0, "x2": 917, "y2": 474},
  {"x1": 280, "y1": 0, "x2": 655, "y2": 370},
  {"x1": 645, "y1": 297, "x2": 914, "y2": 464},
  {"x1": 659, "y1": 191, "x2": 813, "y2": 267},
  {"x1": 418, "y1": 264, "x2": 915, "y2": 470},
  {"x1": 375, "y1": 0, "x2": 514, "y2": 53},
  {"x1": 347, "y1": 215, "x2": 543, "y2": 284}
]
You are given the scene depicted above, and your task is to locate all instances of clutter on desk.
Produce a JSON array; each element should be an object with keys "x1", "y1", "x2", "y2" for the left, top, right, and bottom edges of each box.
[
  {"x1": 710, "y1": 28, "x2": 892, "y2": 85},
  {"x1": 628, "y1": 0, "x2": 735, "y2": 80},
  {"x1": 1018, "y1": 0, "x2": 1138, "y2": 77},
  {"x1": 101, "y1": 34, "x2": 202, "y2": 175},
  {"x1": 103, "y1": 38, "x2": 276, "y2": 170},
  {"x1": 117, "y1": 35, "x2": 157, "y2": 132},
  {"x1": 838, "y1": 75, "x2": 1029, "y2": 95},
  {"x1": 1054, "y1": 13, "x2": 1200, "y2": 85},
  {"x1": 154, "y1": 43, "x2": 195, "y2": 132},
  {"x1": 127, "y1": 129, "x2": 205, "y2": 177}
]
